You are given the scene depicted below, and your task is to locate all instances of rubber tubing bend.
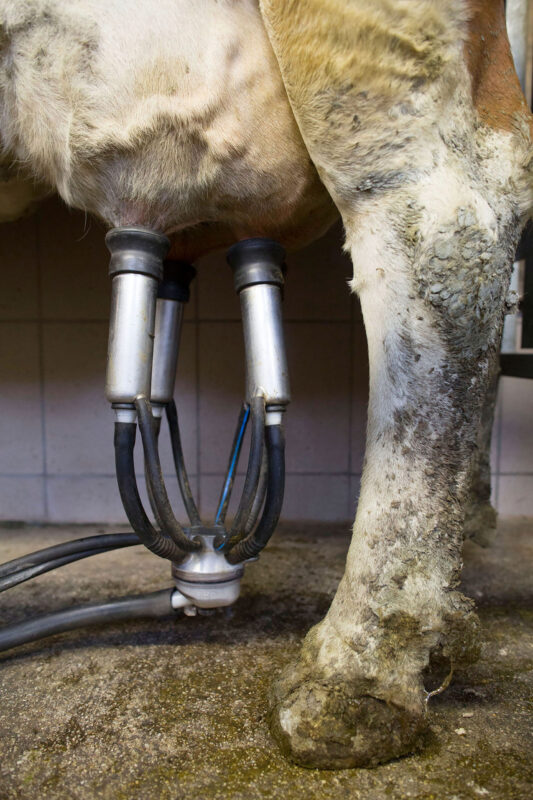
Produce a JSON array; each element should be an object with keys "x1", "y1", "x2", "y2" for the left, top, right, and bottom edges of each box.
[
  {"x1": 225, "y1": 424, "x2": 285, "y2": 564},
  {"x1": 144, "y1": 415, "x2": 168, "y2": 532},
  {"x1": 243, "y1": 445, "x2": 268, "y2": 536},
  {"x1": 218, "y1": 395, "x2": 265, "y2": 551},
  {"x1": 166, "y1": 400, "x2": 201, "y2": 527},
  {"x1": 114, "y1": 421, "x2": 185, "y2": 561},
  {"x1": 135, "y1": 396, "x2": 200, "y2": 552}
]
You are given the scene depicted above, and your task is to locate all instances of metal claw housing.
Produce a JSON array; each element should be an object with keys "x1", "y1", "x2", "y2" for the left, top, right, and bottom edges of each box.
[{"x1": 106, "y1": 230, "x2": 290, "y2": 613}]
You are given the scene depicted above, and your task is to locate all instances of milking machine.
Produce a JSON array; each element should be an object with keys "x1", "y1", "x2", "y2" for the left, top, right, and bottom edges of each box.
[{"x1": 0, "y1": 229, "x2": 290, "y2": 652}]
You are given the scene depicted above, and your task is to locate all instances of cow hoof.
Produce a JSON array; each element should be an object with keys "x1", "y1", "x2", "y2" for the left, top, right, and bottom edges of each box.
[{"x1": 268, "y1": 671, "x2": 426, "y2": 769}]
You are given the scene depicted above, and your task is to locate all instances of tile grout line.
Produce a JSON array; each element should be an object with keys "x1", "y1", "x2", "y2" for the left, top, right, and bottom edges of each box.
[
  {"x1": 35, "y1": 211, "x2": 50, "y2": 520},
  {"x1": 493, "y1": 471, "x2": 533, "y2": 477},
  {"x1": 0, "y1": 470, "x2": 366, "y2": 479}
]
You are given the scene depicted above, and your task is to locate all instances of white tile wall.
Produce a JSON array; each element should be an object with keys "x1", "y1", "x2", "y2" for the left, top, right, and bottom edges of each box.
[
  {"x1": 0, "y1": 197, "x2": 531, "y2": 523},
  {"x1": 46, "y1": 474, "x2": 198, "y2": 525},
  {"x1": 496, "y1": 474, "x2": 533, "y2": 516},
  {"x1": 283, "y1": 474, "x2": 351, "y2": 522},
  {"x1": 0, "y1": 322, "x2": 43, "y2": 474},
  {"x1": 284, "y1": 322, "x2": 351, "y2": 473},
  {"x1": 498, "y1": 377, "x2": 533, "y2": 474},
  {"x1": 198, "y1": 322, "x2": 245, "y2": 474},
  {"x1": 0, "y1": 216, "x2": 39, "y2": 319},
  {"x1": 38, "y1": 203, "x2": 109, "y2": 321},
  {"x1": 0, "y1": 477, "x2": 45, "y2": 520},
  {"x1": 43, "y1": 322, "x2": 112, "y2": 476},
  {"x1": 491, "y1": 376, "x2": 533, "y2": 515}
]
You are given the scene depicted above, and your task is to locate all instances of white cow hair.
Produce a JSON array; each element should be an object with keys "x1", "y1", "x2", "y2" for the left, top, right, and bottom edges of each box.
[{"x1": 0, "y1": 0, "x2": 333, "y2": 243}]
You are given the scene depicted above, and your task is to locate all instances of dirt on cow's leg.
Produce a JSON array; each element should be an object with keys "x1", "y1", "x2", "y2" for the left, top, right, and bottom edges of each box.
[
  {"x1": 269, "y1": 186, "x2": 510, "y2": 767},
  {"x1": 268, "y1": 185, "x2": 526, "y2": 768},
  {"x1": 260, "y1": 0, "x2": 532, "y2": 769},
  {"x1": 463, "y1": 352, "x2": 500, "y2": 548}
]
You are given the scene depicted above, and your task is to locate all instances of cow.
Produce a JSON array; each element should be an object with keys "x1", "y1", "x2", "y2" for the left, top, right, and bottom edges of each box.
[{"x1": 0, "y1": 0, "x2": 531, "y2": 770}]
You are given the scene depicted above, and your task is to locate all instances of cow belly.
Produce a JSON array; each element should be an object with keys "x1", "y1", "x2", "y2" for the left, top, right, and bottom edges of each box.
[{"x1": 0, "y1": 0, "x2": 335, "y2": 253}]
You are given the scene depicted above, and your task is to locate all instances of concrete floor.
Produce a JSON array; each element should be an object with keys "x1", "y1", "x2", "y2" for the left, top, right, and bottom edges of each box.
[{"x1": 0, "y1": 518, "x2": 531, "y2": 800}]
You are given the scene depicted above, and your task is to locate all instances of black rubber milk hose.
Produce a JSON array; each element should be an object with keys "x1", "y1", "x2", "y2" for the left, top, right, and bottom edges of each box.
[
  {"x1": 135, "y1": 397, "x2": 200, "y2": 552},
  {"x1": 0, "y1": 533, "x2": 139, "y2": 579},
  {"x1": 225, "y1": 424, "x2": 285, "y2": 563},
  {"x1": 166, "y1": 399, "x2": 202, "y2": 527},
  {"x1": 0, "y1": 589, "x2": 174, "y2": 654},
  {"x1": 114, "y1": 421, "x2": 185, "y2": 562}
]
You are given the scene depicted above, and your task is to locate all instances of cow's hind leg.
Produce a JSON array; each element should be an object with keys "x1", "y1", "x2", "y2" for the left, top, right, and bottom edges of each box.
[
  {"x1": 270, "y1": 181, "x2": 529, "y2": 767},
  {"x1": 261, "y1": 0, "x2": 532, "y2": 768},
  {"x1": 270, "y1": 183, "x2": 510, "y2": 767}
]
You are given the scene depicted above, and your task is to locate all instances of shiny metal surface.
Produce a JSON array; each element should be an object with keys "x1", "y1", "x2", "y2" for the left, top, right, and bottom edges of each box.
[
  {"x1": 172, "y1": 531, "x2": 244, "y2": 584},
  {"x1": 173, "y1": 577, "x2": 242, "y2": 609},
  {"x1": 150, "y1": 298, "x2": 184, "y2": 405},
  {"x1": 170, "y1": 590, "x2": 193, "y2": 610},
  {"x1": 105, "y1": 272, "x2": 158, "y2": 404},
  {"x1": 171, "y1": 531, "x2": 244, "y2": 609},
  {"x1": 239, "y1": 284, "x2": 290, "y2": 406}
]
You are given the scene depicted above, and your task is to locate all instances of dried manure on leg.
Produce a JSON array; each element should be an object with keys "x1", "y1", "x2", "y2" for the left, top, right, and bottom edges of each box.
[{"x1": 260, "y1": 0, "x2": 532, "y2": 768}]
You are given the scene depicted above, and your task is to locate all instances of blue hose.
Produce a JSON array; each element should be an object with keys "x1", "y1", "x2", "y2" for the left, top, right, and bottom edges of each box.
[{"x1": 215, "y1": 404, "x2": 250, "y2": 525}]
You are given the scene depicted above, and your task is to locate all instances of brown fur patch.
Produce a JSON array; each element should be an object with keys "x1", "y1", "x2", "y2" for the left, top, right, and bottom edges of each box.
[{"x1": 464, "y1": 0, "x2": 532, "y2": 134}]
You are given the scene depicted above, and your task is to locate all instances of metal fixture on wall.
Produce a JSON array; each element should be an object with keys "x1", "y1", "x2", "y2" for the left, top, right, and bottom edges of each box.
[{"x1": 501, "y1": 0, "x2": 533, "y2": 378}]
